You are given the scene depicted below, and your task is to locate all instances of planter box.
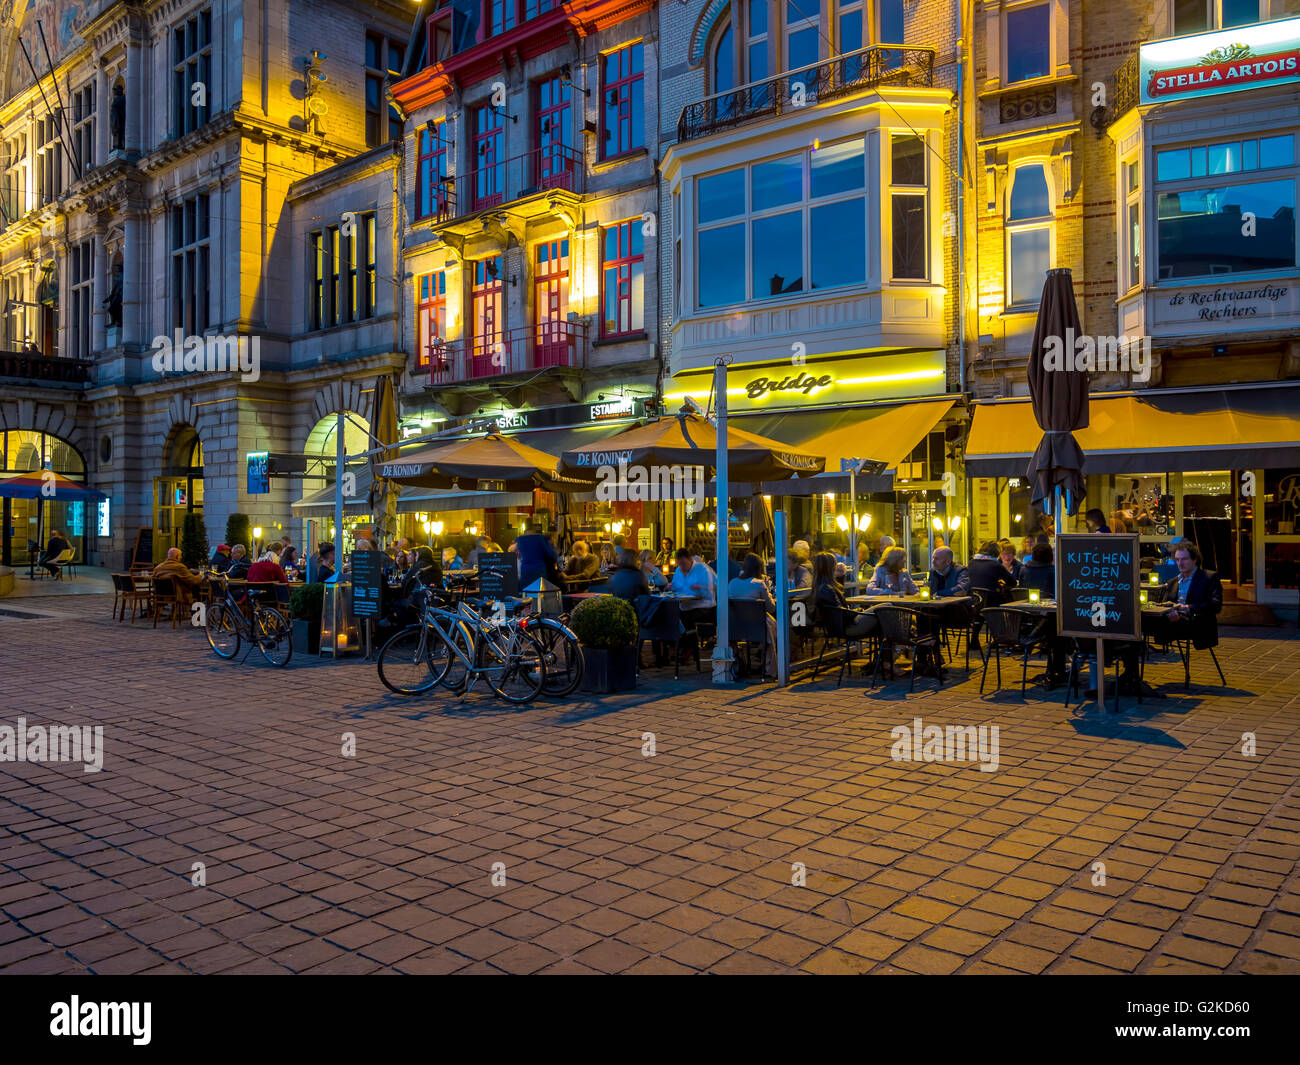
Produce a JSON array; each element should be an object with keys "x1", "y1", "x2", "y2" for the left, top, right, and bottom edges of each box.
[
  {"x1": 291, "y1": 619, "x2": 321, "y2": 655},
  {"x1": 581, "y1": 645, "x2": 637, "y2": 693}
]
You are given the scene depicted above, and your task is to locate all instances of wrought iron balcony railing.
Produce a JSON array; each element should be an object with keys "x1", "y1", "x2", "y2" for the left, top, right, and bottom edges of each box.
[
  {"x1": 418, "y1": 321, "x2": 585, "y2": 385},
  {"x1": 0, "y1": 350, "x2": 93, "y2": 384},
  {"x1": 423, "y1": 144, "x2": 586, "y2": 226},
  {"x1": 678, "y1": 45, "x2": 936, "y2": 142},
  {"x1": 1110, "y1": 54, "x2": 1140, "y2": 126}
]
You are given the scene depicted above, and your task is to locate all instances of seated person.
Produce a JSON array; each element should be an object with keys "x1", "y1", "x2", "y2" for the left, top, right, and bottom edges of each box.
[
  {"x1": 311, "y1": 543, "x2": 336, "y2": 583},
  {"x1": 655, "y1": 537, "x2": 675, "y2": 568},
  {"x1": 813, "y1": 550, "x2": 879, "y2": 641},
  {"x1": 711, "y1": 551, "x2": 743, "y2": 582},
  {"x1": 968, "y1": 540, "x2": 1013, "y2": 605},
  {"x1": 209, "y1": 544, "x2": 233, "y2": 573},
  {"x1": 1019, "y1": 543, "x2": 1056, "y2": 596},
  {"x1": 441, "y1": 546, "x2": 464, "y2": 571},
  {"x1": 388, "y1": 546, "x2": 444, "y2": 625},
  {"x1": 246, "y1": 550, "x2": 289, "y2": 584},
  {"x1": 1161, "y1": 540, "x2": 1222, "y2": 651},
  {"x1": 998, "y1": 539, "x2": 1024, "y2": 585},
  {"x1": 608, "y1": 548, "x2": 650, "y2": 603},
  {"x1": 867, "y1": 547, "x2": 919, "y2": 595},
  {"x1": 727, "y1": 553, "x2": 777, "y2": 677},
  {"x1": 639, "y1": 549, "x2": 668, "y2": 590},
  {"x1": 465, "y1": 536, "x2": 502, "y2": 569},
  {"x1": 866, "y1": 535, "x2": 894, "y2": 569},
  {"x1": 928, "y1": 547, "x2": 970, "y2": 597},
  {"x1": 564, "y1": 540, "x2": 600, "y2": 580},
  {"x1": 670, "y1": 548, "x2": 715, "y2": 623},
  {"x1": 226, "y1": 544, "x2": 252, "y2": 580},
  {"x1": 38, "y1": 529, "x2": 71, "y2": 575},
  {"x1": 151, "y1": 547, "x2": 202, "y2": 603},
  {"x1": 788, "y1": 542, "x2": 813, "y2": 591}
]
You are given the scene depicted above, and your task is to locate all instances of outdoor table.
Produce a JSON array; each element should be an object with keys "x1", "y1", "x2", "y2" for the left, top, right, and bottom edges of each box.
[{"x1": 847, "y1": 593, "x2": 974, "y2": 612}]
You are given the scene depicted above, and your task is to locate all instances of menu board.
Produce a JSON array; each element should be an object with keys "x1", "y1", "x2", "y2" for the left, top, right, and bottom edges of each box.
[
  {"x1": 477, "y1": 552, "x2": 518, "y2": 601},
  {"x1": 1056, "y1": 533, "x2": 1141, "y2": 641},
  {"x1": 349, "y1": 549, "x2": 388, "y2": 618}
]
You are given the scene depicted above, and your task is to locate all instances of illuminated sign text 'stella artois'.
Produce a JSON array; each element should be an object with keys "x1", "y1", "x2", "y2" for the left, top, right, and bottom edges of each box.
[{"x1": 1140, "y1": 17, "x2": 1300, "y2": 105}]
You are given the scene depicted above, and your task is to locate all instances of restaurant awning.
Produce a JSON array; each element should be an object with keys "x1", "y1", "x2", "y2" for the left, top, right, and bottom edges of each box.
[
  {"x1": 291, "y1": 468, "x2": 530, "y2": 513},
  {"x1": 965, "y1": 387, "x2": 1300, "y2": 477}
]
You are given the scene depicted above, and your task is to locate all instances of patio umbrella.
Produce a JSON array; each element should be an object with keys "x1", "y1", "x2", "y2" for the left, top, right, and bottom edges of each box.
[
  {"x1": 0, "y1": 470, "x2": 108, "y2": 502},
  {"x1": 1026, "y1": 268, "x2": 1089, "y2": 519},
  {"x1": 367, "y1": 374, "x2": 400, "y2": 545},
  {"x1": 750, "y1": 491, "x2": 776, "y2": 560},
  {"x1": 558, "y1": 410, "x2": 825, "y2": 483},
  {"x1": 378, "y1": 432, "x2": 587, "y2": 493}
]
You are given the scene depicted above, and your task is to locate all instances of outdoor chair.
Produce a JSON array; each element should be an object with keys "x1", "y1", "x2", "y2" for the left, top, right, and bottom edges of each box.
[
  {"x1": 977, "y1": 607, "x2": 1044, "y2": 699},
  {"x1": 963, "y1": 589, "x2": 989, "y2": 669},
  {"x1": 150, "y1": 576, "x2": 182, "y2": 629},
  {"x1": 635, "y1": 596, "x2": 698, "y2": 679},
  {"x1": 50, "y1": 548, "x2": 77, "y2": 580},
  {"x1": 111, "y1": 573, "x2": 150, "y2": 623},
  {"x1": 728, "y1": 599, "x2": 771, "y2": 680},
  {"x1": 872, "y1": 605, "x2": 944, "y2": 692},
  {"x1": 812, "y1": 603, "x2": 878, "y2": 688},
  {"x1": 937, "y1": 596, "x2": 977, "y2": 667}
]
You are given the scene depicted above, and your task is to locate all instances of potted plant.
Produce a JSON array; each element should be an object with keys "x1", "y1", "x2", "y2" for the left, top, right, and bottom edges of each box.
[
  {"x1": 289, "y1": 582, "x2": 325, "y2": 655},
  {"x1": 180, "y1": 512, "x2": 209, "y2": 570},
  {"x1": 569, "y1": 594, "x2": 638, "y2": 693},
  {"x1": 226, "y1": 512, "x2": 252, "y2": 556}
]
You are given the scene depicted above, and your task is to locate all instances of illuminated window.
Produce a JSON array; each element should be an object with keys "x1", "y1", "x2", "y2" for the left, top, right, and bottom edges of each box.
[
  {"x1": 473, "y1": 105, "x2": 505, "y2": 210},
  {"x1": 600, "y1": 222, "x2": 645, "y2": 338},
  {"x1": 35, "y1": 114, "x2": 63, "y2": 207},
  {"x1": 890, "y1": 134, "x2": 928, "y2": 280},
  {"x1": 416, "y1": 271, "x2": 447, "y2": 368},
  {"x1": 309, "y1": 214, "x2": 377, "y2": 328},
  {"x1": 71, "y1": 82, "x2": 95, "y2": 175},
  {"x1": 69, "y1": 239, "x2": 94, "y2": 358},
  {"x1": 1005, "y1": 3, "x2": 1050, "y2": 85},
  {"x1": 1006, "y1": 163, "x2": 1053, "y2": 306},
  {"x1": 415, "y1": 122, "x2": 448, "y2": 220}
]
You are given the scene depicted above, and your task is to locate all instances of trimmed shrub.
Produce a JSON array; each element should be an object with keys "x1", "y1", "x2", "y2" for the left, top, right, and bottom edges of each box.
[
  {"x1": 180, "y1": 512, "x2": 209, "y2": 570},
  {"x1": 569, "y1": 594, "x2": 637, "y2": 649}
]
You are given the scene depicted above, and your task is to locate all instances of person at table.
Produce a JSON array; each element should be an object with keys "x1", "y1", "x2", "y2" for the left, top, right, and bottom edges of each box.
[
  {"x1": 712, "y1": 550, "x2": 743, "y2": 582},
  {"x1": 1084, "y1": 508, "x2": 1112, "y2": 534},
  {"x1": 1019, "y1": 536, "x2": 1037, "y2": 564},
  {"x1": 441, "y1": 546, "x2": 465, "y2": 571},
  {"x1": 1019, "y1": 543, "x2": 1055, "y2": 596},
  {"x1": 639, "y1": 549, "x2": 668, "y2": 590},
  {"x1": 655, "y1": 537, "x2": 675, "y2": 568},
  {"x1": 788, "y1": 542, "x2": 813, "y2": 590},
  {"x1": 226, "y1": 544, "x2": 251, "y2": 580},
  {"x1": 813, "y1": 549, "x2": 880, "y2": 650},
  {"x1": 209, "y1": 544, "x2": 232, "y2": 573},
  {"x1": 596, "y1": 542, "x2": 618, "y2": 575},
  {"x1": 928, "y1": 547, "x2": 970, "y2": 597},
  {"x1": 728, "y1": 553, "x2": 778, "y2": 678},
  {"x1": 998, "y1": 539, "x2": 1024, "y2": 585},
  {"x1": 466, "y1": 535, "x2": 502, "y2": 569},
  {"x1": 564, "y1": 540, "x2": 600, "y2": 581},
  {"x1": 517, "y1": 530, "x2": 566, "y2": 591},
  {"x1": 670, "y1": 548, "x2": 715, "y2": 621},
  {"x1": 152, "y1": 547, "x2": 202, "y2": 603},
  {"x1": 309, "y1": 543, "x2": 335, "y2": 583},
  {"x1": 37, "y1": 529, "x2": 71, "y2": 576},
  {"x1": 1161, "y1": 540, "x2": 1222, "y2": 650},
  {"x1": 280, "y1": 543, "x2": 299, "y2": 572},
  {"x1": 867, "y1": 547, "x2": 918, "y2": 595},
  {"x1": 608, "y1": 548, "x2": 650, "y2": 603},
  {"x1": 968, "y1": 540, "x2": 1012, "y2": 605},
  {"x1": 247, "y1": 550, "x2": 289, "y2": 584},
  {"x1": 866, "y1": 535, "x2": 894, "y2": 569}
]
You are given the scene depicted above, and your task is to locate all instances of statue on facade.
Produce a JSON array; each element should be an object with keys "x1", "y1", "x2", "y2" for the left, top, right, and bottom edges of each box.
[
  {"x1": 103, "y1": 260, "x2": 123, "y2": 328},
  {"x1": 110, "y1": 83, "x2": 126, "y2": 151}
]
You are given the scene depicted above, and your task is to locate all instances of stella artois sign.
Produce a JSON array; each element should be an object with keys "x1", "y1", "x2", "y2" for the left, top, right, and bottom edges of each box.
[{"x1": 1140, "y1": 17, "x2": 1300, "y2": 105}]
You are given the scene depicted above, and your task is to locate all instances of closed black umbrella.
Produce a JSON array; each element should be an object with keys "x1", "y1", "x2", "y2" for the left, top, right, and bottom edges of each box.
[
  {"x1": 1026, "y1": 268, "x2": 1089, "y2": 519},
  {"x1": 750, "y1": 492, "x2": 776, "y2": 560}
]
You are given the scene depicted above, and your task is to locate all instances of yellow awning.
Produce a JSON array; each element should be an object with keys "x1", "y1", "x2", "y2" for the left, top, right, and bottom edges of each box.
[
  {"x1": 965, "y1": 390, "x2": 1300, "y2": 476},
  {"x1": 746, "y1": 398, "x2": 956, "y2": 472}
]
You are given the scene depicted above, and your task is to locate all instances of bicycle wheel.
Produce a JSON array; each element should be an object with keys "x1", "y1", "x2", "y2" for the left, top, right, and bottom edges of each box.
[
  {"x1": 532, "y1": 618, "x2": 584, "y2": 697},
  {"x1": 375, "y1": 625, "x2": 433, "y2": 694},
  {"x1": 205, "y1": 601, "x2": 241, "y2": 659},
  {"x1": 253, "y1": 607, "x2": 293, "y2": 667},
  {"x1": 479, "y1": 626, "x2": 546, "y2": 704}
]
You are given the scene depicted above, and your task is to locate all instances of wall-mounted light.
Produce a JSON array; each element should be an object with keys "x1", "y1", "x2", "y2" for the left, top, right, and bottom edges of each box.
[
  {"x1": 484, "y1": 259, "x2": 517, "y2": 288},
  {"x1": 559, "y1": 62, "x2": 590, "y2": 98}
]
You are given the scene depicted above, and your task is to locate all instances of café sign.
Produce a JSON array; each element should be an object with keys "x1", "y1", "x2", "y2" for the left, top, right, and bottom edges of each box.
[
  {"x1": 669, "y1": 350, "x2": 945, "y2": 414},
  {"x1": 1140, "y1": 17, "x2": 1300, "y2": 105}
]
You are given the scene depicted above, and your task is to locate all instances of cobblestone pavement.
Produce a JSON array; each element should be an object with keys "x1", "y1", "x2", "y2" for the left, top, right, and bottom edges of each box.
[{"x1": 2, "y1": 595, "x2": 1298, "y2": 974}]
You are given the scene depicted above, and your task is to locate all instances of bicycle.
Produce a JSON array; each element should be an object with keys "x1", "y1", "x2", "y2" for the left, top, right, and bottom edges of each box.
[
  {"x1": 377, "y1": 590, "x2": 546, "y2": 703},
  {"x1": 203, "y1": 571, "x2": 293, "y2": 667}
]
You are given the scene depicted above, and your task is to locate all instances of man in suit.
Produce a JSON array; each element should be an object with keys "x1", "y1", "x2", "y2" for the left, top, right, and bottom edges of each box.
[{"x1": 1162, "y1": 540, "x2": 1222, "y2": 650}]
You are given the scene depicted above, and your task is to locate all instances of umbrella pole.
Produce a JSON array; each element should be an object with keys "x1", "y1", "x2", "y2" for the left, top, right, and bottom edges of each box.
[{"x1": 712, "y1": 359, "x2": 733, "y2": 685}]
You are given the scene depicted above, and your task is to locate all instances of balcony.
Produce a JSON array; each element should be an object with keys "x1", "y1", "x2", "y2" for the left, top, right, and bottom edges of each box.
[
  {"x1": 0, "y1": 350, "x2": 93, "y2": 386},
  {"x1": 1109, "y1": 54, "x2": 1140, "y2": 127},
  {"x1": 423, "y1": 145, "x2": 586, "y2": 232},
  {"x1": 678, "y1": 45, "x2": 937, "y2": 143},
  {"x1": 419, "y1": 321, "x2": 586, "y2": 386}
]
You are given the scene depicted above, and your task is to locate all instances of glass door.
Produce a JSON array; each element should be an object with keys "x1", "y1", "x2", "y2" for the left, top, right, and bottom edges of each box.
[{"x1": 533, "y1": 239, "x2": 569, "y2": 368}]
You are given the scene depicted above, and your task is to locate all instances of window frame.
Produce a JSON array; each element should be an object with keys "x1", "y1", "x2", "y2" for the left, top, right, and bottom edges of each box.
[
  {"x1": 416, "y1": 270, "x2": 448, "y2": 369},
  {"x1": 600, "y1": 220, "x2": 646, "y2": 339},
  {"x1": 600, "y1": 41, "x2": 645, "y2": 161},
  {"x1": 171, "y1": 8, "x2": 213, "y2": 139},
  {"x1": 308, "y1": 213, "x2": 378, "y2": 330},
  {"x1": 1123, "y1": 154, "x2": 1142, "y2": 294},
  {"x1": 889, "y1": 131, "x2": 930, "y2": 282},
  {"x1": 364, "y1": 31, "x2": 404, "y2": 148},
  {"x1": 1002, "y1": 1, "x2": 1052, "y2": 87},
  {"x1": 69, "y1": 238, "x2": 94, "y2": 358},
  {"x1": 415, "y1": 121, "x2": 449, "y2": 221},
  {"x1": 70, "y1": 81, "x2": 95, "y2": 176},
  {"x1": 1172, "y1": 0, "x2": 1264, "y2": 37},
  {"x1": 170, "y1": 193, "x2": 210, "y2": 334},
  {"x1": 1004, "y1": 161, "x2": 1055, "y2": 308}
]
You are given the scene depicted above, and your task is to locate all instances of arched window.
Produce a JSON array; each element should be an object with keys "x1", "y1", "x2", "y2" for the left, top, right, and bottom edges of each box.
[
  {"x1": 1007, "y1": 163, "x2": 1053, "y2": 307},
  {"x1": 713, "y1": 22, "x2": 735, "y2": 94}
]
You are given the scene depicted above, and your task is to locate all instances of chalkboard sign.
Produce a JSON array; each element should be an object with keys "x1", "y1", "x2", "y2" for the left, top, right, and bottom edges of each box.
[
  {"x1": 477, "y1": 552, "x2": 518, "y2": 601},
  {"x1": 1056, "y1": 533, "x2": 1142, "y2": 641},
  {"x1": 128, "y1": 527, "x2": 153, "y2": 569},
  {"x1": 349, "y1": 549, "x2": 388, "y2": 618}
]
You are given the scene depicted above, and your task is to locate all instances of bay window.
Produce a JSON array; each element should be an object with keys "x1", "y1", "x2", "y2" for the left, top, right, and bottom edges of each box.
[
  {"x1": 1006, "y1": 163, "x2": 1052, "y2": 306},
  {"x1": 890, "y1": 134, "x2": 928, "y2": 280},
  {"x1": 696, "y1": 137, "x2": 868, "y2": 309},
  {"x1": 1155, "y1": 133, "x2": 1296, "y2": 279}
]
